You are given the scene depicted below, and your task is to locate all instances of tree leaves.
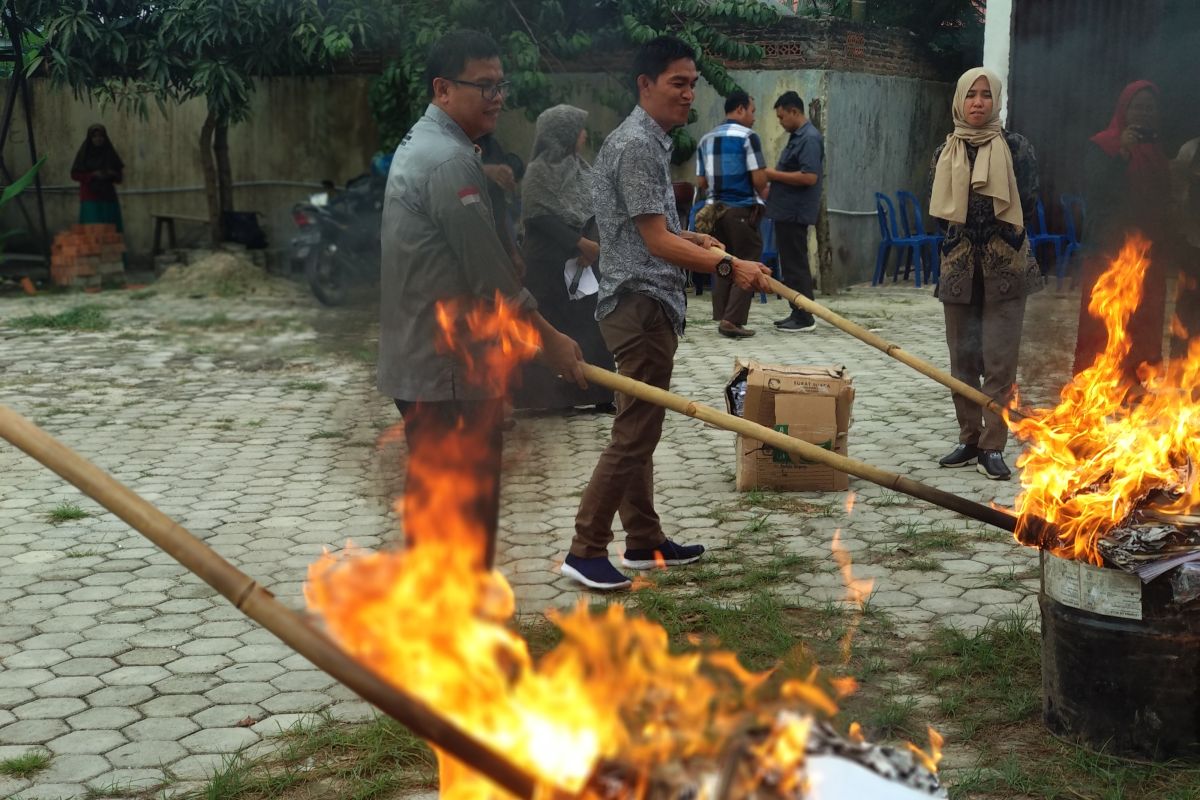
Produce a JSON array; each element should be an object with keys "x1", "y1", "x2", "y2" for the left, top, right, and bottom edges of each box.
[
  {"x1": 369, "y1": 0, "x2": 780, "y2": 152},
  {"x1": 24, "y1": 0, "x2": 380, "y2": 123}
]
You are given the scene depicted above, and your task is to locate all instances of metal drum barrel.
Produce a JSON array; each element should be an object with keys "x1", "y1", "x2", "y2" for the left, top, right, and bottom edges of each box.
[{"x1": 1040, "y1": 551, "x2": 1200, "y2": 761}]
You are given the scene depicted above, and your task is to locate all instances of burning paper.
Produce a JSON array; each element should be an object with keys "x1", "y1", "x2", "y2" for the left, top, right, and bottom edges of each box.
[{"x1": 1012, "y1": 234, "x2": 1200, "y2": 572}]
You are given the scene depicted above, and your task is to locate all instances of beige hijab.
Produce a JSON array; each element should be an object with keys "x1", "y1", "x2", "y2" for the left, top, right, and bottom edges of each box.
[{"x1": 930, "y1": 67, "x2": 1024, "y2": 229}]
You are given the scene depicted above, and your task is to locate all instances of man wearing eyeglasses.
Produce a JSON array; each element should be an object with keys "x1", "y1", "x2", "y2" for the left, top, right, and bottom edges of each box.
[{"x1": 379, "y1": 29, "x2": 585, "y2": 569}]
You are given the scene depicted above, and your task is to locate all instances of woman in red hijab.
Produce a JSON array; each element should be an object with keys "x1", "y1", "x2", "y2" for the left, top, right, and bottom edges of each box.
[{"x1": 1073, "y1": 80, "x2": 1174, "y2": 379}]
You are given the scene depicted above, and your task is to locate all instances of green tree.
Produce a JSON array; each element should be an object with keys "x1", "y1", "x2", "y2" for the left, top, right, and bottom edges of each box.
[
  {"x1": 19, "y1": 0, "x2": 377, "y2": 242},
  {"x1": 371, "y1": 0, "x2": 781, "y2": 165}
]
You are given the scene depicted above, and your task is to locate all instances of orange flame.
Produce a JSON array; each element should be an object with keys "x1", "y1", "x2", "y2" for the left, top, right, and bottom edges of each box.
[
  {"x1": 905, "y1": 727, "x2": 944, "y2": 774},
  {"x1": 1012, "y1": 235, "x2": 1200, "y2": 563},
  {"x1": 831, "y1": 531, "x2": 874, "y2": 665},
  {"x1": 304, "y1": 294, "x2": 847, "y2": 799}
]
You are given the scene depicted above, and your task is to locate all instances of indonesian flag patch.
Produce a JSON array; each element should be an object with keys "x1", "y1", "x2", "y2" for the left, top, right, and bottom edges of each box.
[{"x1": 457, "y1": 186, "x2": 482, "y2": 206}]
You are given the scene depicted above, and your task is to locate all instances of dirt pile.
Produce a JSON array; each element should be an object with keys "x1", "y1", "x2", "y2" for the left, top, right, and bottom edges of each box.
[{"x1": 156, "y1": 252, "x2": 295, "y2": 298}]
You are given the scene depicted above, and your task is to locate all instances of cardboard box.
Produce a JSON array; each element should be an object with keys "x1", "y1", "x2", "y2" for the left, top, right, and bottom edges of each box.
[{"x1": 725, "y1": 359, "x2": 855, "y2": 492}]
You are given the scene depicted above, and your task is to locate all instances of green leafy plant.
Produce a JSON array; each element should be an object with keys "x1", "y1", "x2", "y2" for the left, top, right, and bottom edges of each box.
[{"x1": 0, "y1": 156, "x2": 45, "y2": 253}]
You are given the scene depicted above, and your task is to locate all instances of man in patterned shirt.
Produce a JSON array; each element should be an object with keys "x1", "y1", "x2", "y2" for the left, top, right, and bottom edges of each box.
[
  {"x1": 697, "y1": 90, "x2": 768, "y2": 338},
  {"x1": 561, "y1": 36, "x2": 773, "y2": 591}
]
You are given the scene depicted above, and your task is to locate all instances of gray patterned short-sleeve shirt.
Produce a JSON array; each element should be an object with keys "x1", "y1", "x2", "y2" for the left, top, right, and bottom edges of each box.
[{"x1": 592, "y1": 105, "x2": 687, "y2": 333}]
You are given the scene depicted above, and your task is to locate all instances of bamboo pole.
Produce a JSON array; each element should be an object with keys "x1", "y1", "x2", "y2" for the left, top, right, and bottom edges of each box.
[
  {"x1": 0, "y1": 405, "x2": 540, "y2": 800},
  {"x1": 579, "y1": 365, "x2": 1019, "y2": 534},
  {"x1": 710, "y1": 245, "x2": 1022, "y2": 420},
  {"x1": 765, "y1": 275, "x2": 1027, "y2": 420}
]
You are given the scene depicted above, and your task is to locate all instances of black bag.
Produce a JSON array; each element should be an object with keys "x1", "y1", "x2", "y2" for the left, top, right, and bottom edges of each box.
[{"x1": 222, "y1": 211, "x2": 268, "y2": 249}]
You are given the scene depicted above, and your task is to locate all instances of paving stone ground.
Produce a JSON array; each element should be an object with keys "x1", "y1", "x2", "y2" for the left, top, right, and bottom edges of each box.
[{"x1": 0, "y1": 277, "x2": 1082, "y2": 798}]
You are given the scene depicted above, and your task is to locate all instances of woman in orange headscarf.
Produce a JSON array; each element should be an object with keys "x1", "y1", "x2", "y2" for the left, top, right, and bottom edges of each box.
[{"x1": 1072, "y1": 81, "x2": 1174, "y2": 378}]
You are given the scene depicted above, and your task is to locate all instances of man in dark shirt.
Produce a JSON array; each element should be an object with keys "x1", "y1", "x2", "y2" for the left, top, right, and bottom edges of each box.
[
  {"x1": 764, "y1": 91, "x2": 823, "y2": 333},
  {"x1": 562, "y1": 36, "x2": 772, "y2": 591},
  {"x1": 379, "y1": 30, "x2": 584, "y2": 568}
]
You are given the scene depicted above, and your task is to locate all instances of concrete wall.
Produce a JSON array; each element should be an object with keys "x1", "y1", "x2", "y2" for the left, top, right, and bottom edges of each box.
[
  {"x1": 0, "y1": 66, "x2": 947, "y2": 285},
  {"x1": 823, "y1": 72, "x2": 952, "y2": 286},
  {"x1": 496, "y1": 68, "x2": 951, "y2": 289},
  {"x1": 0, "y1": 76, "x2": 380, "y2": 263}
]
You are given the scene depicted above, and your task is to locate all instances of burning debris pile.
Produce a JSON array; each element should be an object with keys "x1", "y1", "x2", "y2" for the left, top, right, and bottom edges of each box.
[
  {"x1": 1012, "y1": 235, "x2": 1200, "y2": 590},
  {"x1": 304, "y1": 293, "x2": 944, "y2": 800}
]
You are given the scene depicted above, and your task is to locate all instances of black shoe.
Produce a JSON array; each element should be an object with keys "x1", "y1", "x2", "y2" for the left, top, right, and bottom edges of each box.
[
  {"x1": 776, "y1": 317, "x2": 816, "y2": 333},
  {"x1": 773, "y1": 316, "x2": 793, "y2": 327},
  {"x1": 561, "y1": 554, "x2": 632, "y2": 590},
  {"x1": 938, "y1": 444, "x2": 979, "y2": 468},
  {"x1": 622, "y1": 539, "x2": 705, "y2": 569},
  {"x1": 976, "y1": 450, "x2": 1012, "y2": 480}
]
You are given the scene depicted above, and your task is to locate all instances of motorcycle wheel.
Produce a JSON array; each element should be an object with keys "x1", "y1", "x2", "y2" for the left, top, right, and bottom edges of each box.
[{"x1": 306, "y1": 246, "x2": 348, "y2": 307}]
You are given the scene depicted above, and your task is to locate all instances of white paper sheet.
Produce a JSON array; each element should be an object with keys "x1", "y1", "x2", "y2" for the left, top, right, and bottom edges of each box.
[{"x1": 564, "y1": 257, "x2": 599, "y2": 300}]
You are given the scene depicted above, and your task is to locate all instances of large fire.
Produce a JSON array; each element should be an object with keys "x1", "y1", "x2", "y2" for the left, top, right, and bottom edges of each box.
[
  {"x1": 304, "y1": 293, "x2": 861, "y2": 800},
  {"x1": 1012, "y1": 235, "x2": 1200, "y2": 563}
]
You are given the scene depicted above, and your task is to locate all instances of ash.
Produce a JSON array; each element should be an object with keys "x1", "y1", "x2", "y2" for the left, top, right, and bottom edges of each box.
[{"x1": 588, "y1": 715, "x2": 945, "y2": 800}]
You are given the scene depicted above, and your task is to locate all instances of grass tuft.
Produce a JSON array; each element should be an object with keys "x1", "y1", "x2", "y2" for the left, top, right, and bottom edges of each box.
[
  {"x1": 47, "y1": 502, "x2": 89, "y2": 523},
  {"x1": 65, "y1": 548, "x2": 102, "y2": 558},
  {"x1": 8, "y1": 305, "x2": 110, "y2": 331},
  {"x1": 0, "y1": 750, "x2": 50, "y2": 778},
  {"x1": 187, "y1": 712, "x2": 436, "y2": 800}
]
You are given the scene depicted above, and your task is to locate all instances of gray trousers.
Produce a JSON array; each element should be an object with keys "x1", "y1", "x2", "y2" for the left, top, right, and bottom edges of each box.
[{"x1": 942, "y1": 296, "x2": 1025, "y2": 452}]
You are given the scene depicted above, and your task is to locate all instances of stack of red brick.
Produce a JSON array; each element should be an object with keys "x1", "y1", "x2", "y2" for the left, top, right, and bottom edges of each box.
[{"x1": 50, "y1": 224, "x2": 126, "y2": 288}]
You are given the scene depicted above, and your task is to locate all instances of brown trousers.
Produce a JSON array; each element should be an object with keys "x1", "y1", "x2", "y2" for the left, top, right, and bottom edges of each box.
[
  {"x1": 942, "y1": 296, "x2": 1025, "y2": 452},
  {"x1": 710, "y1": 205, "x2": 762, "y2": 326},
  {"x1": 571, "y1": 294, "x2": 677, "y2": 558}
]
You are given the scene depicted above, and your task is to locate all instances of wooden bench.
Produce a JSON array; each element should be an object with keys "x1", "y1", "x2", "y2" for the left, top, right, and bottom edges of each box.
[{"x1": 152, "y1": 213, "x2": 210, "y2": 255}]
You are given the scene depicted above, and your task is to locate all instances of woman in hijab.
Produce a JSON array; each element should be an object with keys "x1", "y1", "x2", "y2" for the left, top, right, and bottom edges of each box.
[
  {"x1": 70, "y1": 124, "x2": 125, "y2": 229},
  {"x1": 1073, "y1": 81, "x2": 1175, "y2": 378},
  {"x1": 928, "y1": 67, "x2": 1042, "y2": 481},
  {"x1": 513, "y1": 104, "x2": 615, "y2": 412}
]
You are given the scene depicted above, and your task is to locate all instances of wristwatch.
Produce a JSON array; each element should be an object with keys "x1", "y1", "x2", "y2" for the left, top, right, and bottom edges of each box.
[{"x1": 716, "y1": 255, "x2": 734, "y2": 278}]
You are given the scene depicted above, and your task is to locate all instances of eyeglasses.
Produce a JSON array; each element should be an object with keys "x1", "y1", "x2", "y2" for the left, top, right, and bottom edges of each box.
[{"x1": 443, "y1": 78, "x2": 511, "y2": 101}]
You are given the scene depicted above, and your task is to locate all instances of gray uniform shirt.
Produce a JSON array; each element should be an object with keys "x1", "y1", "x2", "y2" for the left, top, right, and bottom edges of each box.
[
  {"x1": 592, "y1": 105, "x2": 688, "y2": 334},
  {"x1": 378, "y1": 104, "x2": 535, "y2": 402}
]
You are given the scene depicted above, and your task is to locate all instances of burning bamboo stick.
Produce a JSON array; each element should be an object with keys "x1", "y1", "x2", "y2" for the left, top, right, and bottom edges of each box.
[
  {"x1": 579, "y1": 364, "x2": 1019, "y2": 534},
  {"x1": 0, "y1": 404, "x2": 540, "y2": 800}
]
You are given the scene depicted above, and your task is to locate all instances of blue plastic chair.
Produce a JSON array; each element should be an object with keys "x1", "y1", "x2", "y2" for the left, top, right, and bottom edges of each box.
[
  {"x1": 1028, "y1": 196, "x2": 1067, "y2": 282},
  {"x1": 897, "y1": 190, "x2": 944, "y2": 286},
  {"x1": 1059, "y1": 194, "x2": 1086, "y2": 291},
  {"x1": 758, "y1": 214, "x2": 779, "y2": 303},
  {"x1": 872, "y1": 192, "x2": 927, "y2": 287}
]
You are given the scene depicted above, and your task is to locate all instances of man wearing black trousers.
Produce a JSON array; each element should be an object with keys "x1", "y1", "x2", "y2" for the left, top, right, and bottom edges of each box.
[{"x1": 765, "y1": 91, "x2": 823, "y2": 332}]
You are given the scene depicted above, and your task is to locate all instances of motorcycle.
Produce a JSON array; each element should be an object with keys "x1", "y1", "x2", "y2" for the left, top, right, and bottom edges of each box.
[{"x1": 290, "y1": 173, "x2": 384, "y2": 306}]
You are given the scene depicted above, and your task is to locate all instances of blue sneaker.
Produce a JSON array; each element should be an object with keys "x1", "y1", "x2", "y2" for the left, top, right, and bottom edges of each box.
[
  {"x1": 561, "y1": 554, "x2": 632, "y2": 590},
  {"x1": 622, "y1": 539, "x2": 705, "y2": 570}
]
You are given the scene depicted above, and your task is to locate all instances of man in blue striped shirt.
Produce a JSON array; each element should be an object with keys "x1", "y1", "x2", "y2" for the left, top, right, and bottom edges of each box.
[{"x1": 696, "y1": 90, "x2": 768, "y2": 338}]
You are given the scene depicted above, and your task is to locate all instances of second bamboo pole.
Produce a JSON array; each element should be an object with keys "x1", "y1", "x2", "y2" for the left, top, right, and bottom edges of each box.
[
  {"x1": 580, "y1": 364, "x2": 1018, "y2": 534},
  {"x1": 764, "y1": 275, "x2": 1029, "y2": 420}
]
